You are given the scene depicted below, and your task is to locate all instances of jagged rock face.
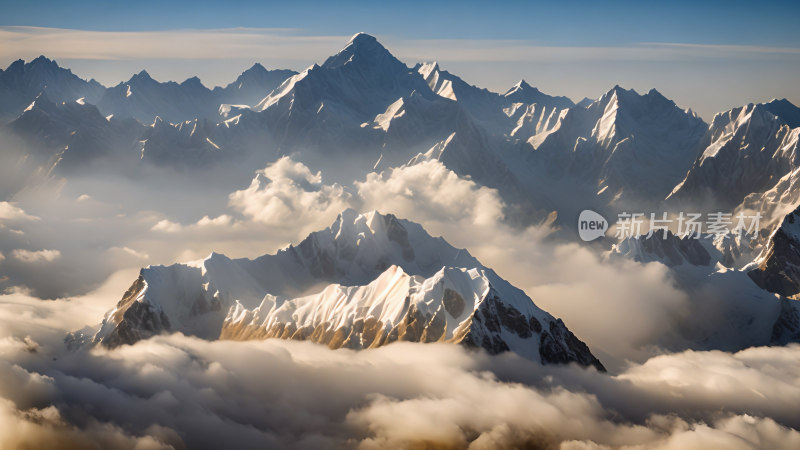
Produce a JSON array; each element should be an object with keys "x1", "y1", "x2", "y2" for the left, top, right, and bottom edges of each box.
[
  {"x1": 92, "y1": 210, "x2": 604, "y2": 370},
  {"x1": 221, "y1": 266, "x2": 605, "y2": 371},
  {"x1": 507, "y1": 86, "x2": 710, "y2": 227},
  {"x1": 612, "y1": 229, "x2": 712, "y2": 267},
  {"x1": 97, "y1": 276, "x2": 172, "y2": 348},
  {"x1": 748, "y1": 206, "x2": 800, "y2": 297},
  {"x1": 669, "y1": 103, "x2": 800, "y2": 211}
]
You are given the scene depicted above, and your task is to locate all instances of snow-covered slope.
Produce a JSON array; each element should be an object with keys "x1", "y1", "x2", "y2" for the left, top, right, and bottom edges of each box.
[
  {"x1": 527, "y1": 86, "x2": 708, "y2": 208},
  {"x1": 668, "y1": 102, "x2": 800, "y2": 212},
  {"x1": 97, "y1": 71, "x2": 221, "y2": 124},
  {"x1": 98, "y1": 65, "x2": 298, "y2": 125},
  {"x1": 504, "y1": 101, "x2": 566, "y2": 139},
  {"x1": 212, "y1": 63, "x2": 296, "y2": 107},
  {"x1": 416, "y1": 62, "x2": 510, "y2": 132},
  {"x1": 416, "y1": 63, "x2": 572, "y2": 138},
  {"x1": 250, "y1": 33, "x2": 474, "y2": 160},
  {"x1": 503, "y1": 79, "x2": 574, "y2": 110},
  {"x1": 92, "y1": 210, "x2": 604, "y2": 370},
  {"x1": 0, "y1": 56, "x2": 105, "y2": 123}
]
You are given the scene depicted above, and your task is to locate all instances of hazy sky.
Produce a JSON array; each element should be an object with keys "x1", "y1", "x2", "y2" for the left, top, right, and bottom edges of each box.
[{"x1": 1, "y1": 0, "x2": 799, "y2": 119}]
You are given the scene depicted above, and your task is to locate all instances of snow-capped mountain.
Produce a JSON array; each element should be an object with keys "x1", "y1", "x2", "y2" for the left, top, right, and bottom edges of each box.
[
  {"x1": 668, "y1": 102, "x2": 800, "y2": 212},
  {"x1": 416, "y1": 63, "x2": 572, "y2": 138},
  {"x1": 97, "y1": 71, "x2": 221, "y2": 124},
  {"x1": 92, "y1": 210, "x2": 604, "y2": 370},
  {"x1": 7, "y1": 95, "x2": 143, "y2": 170},
  {"x1": 527, "y1": 86, "x2": 708, "y2": 210},
  {"x1": 503, "y1": 79, "x2": 575, "y2": 111},
  {"x1": 99, "y1": 66, "x2": 297, "y2": 125},
  {"x1": 0, "y1": 56, "x2": 104, "y2": 123},
  {"x1": 503, "y1": 101, "x2": 566, "y2": 140},
  {"x1": 212, "y1": 63, "x2": 296, "y2": 107},
  {"x1": 250, "y1": 33, "x2": 447, "y2": 154}
]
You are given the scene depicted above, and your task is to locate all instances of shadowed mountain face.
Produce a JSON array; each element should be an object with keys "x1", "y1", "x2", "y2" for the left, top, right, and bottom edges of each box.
[
  {"x1": 92, "y1": 210, "x2": 604, "y2": 371},
  {"x1": 749, "y1": 206, "x2": 800, "y2": 297},
  {"x1": 0, "y1": 56, "x2": 105, "y2": 123},
  {"x1": 9, "y1": 35, "x2": 799, "y2": 234},
  {"x1": 0, "y1": 56, "x2": 297, "y2": 126}
]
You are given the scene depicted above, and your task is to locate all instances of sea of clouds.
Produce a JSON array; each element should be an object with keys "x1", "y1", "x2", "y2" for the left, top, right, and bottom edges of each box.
[{"x1": 0, "y1": 149, "x2": 797, "y2": 448}]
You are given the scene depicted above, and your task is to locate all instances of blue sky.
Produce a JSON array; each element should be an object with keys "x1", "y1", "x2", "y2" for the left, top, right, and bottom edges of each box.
[
  {"x1": 3, "y1": 0, "x2": 799, "y2": 45},
  {"x1": 1, "y1": 0, "x2": 798, "y2": 118}
]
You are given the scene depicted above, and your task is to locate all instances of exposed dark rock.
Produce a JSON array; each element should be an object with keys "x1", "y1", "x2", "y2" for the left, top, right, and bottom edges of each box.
[
  {"x1": 749, "y1": 207, "x2": 800, "y2": 297},
  {"x1": 771, "y1": 298, "x2": 800, "y2": 345}
]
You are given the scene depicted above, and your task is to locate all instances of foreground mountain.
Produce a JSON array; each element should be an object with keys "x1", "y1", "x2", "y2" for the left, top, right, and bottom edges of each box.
[{"x1": 91, "y1": 210, "x2": 604, "y2": 370}]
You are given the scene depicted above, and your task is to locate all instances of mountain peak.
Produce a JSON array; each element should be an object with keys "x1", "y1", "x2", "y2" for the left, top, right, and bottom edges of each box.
[
  {"x1": 180, "y1": 76, "x2": 204, "y2": 87},
  {"x1": 347, "y1": 32, "x2": 378, "y2": 45},
  {"x1": 30, "y1": 55, "x2": 56, "y2": 66},
  {"x1": 417, "y1": 61, "x2": 441, "y2": 78},
  {"x1": 132, "y1": 70, "x2": 153, "y2": 81},
  {"x1": 503, "y1": 80, "x2": 574, "y2": 109},
  {"x1": 242, "y1": 62, "x2": 267, "y2": 76},
  {"x1": 514, "y1": 79, "x2": 534, "y2": 91},
  {"x1": 4, "y1": 58, "x2": 25, "y2": 72},
  {"x1": 323, "y1": 32, "x2": 398, "y2": 69},
  {"x1": 761, "y1": 97, "x2": 800, "y2": 128}
]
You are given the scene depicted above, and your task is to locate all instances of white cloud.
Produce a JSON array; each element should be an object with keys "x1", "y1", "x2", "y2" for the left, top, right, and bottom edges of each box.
[
  {"x1": 0, "y1": 317, "x2": 798, "y2": 450},
  {"x1": 356, "y1": 160, "x2": 504, "y2": 227},
  {"x1": 2, "y1": 26, "x2": 797, "y2": 67},
  {"x1": 0, "y1": 202, "x2": 38, "y2": 222},
  {"x1": 109, "y1": 247, "x2": 149, "y2": 260},
  {"x1": 228, "y1": 156, "x2": 352, "y2": 235},
  {"x1": 0, "y1": 26, "x2": 346, "y2": 64},
  {"x1": 11, "y1": 249, "x2": 61, "y2": 264}
]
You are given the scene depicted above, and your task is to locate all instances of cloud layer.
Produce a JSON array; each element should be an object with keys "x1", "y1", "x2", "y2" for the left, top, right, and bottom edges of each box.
[{"x1": 0, "y1": 151, "x2": 797, "y2": 448}]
